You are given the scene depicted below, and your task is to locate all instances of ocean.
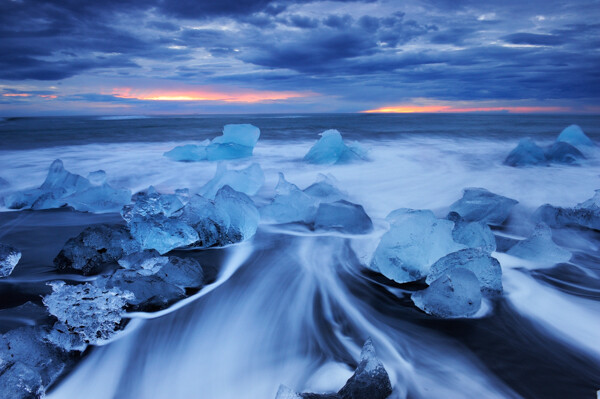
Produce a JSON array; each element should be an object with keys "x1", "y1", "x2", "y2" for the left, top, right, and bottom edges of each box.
[{"x1": 0, "y1": 114, "x2": 599, "y2": 399}]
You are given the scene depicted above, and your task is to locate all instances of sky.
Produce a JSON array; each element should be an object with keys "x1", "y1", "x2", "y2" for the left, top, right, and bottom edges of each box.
[{"x1": 1, "y1": 0, "x2": 599, "y2": 115}]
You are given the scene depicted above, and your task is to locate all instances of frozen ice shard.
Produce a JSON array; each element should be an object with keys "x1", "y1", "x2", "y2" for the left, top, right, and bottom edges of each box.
[
  {"x1": 43, "y1": 281, "x2": 133, "y2": 346},
  {"x1": 199, "y1": 163, "x2": 264, "y2": 199},
  {"x1": 304, "y1": 130, "x2": 368, "y2": 165},
  {"x1": 54, "y1": 224, "x2": 141, "y2": 275},
  {"x1": 370, "y1": 209, "x2": 465, "y2": 283},
  {"x1": 64, "y1": 183, "x2": 132, "y2": 213},
  {"x1": 507, "y1": 223, "x2": 572, "y2": 266},
  {"x1": 211, "y1": 123, "x2": 261, "y2": 148},
  {"x1": 303, "y1": 174, "x2": 346, "y2": 203},
  {"x1": 314, "y1": 200, "x2": 373, "y2": 234},
  {"x1": 449, "y1": 187, "x2": 518, "y2": 225},
  {"x1": 261, "y1": 173, "x2": 318, "y2": 224},
  {"x1": 155, "y1": 256, "x2": 204, "y2": 288},
  {"x1": 0, "y1": 243, "x2": 21, "y2": 277},
  {"x1": 180, "y1": 194, "x2": 231, "y2": 247},
  {"x1": 412, "y1": 268, "x2": 482, "y2": 318},
  {"x1": 426, "y1": 248, "x2": 503, "y2": 297},
  {"x1": 503, "y1": 138, "x2": 547, "y2": 167},
  {"x1": 117, "y1": 250, "x2": 169, "y2": 274},
  {"x1": 447, "y1": 212, "x2": 496, "y2": 253},
  {"x1": 556, "y1": 124, "x2": 594, "y2": 148},
  {"x1": 129, "y1": 215, "x2": 199, "y2": 255},
  {"x1": 214, "y1": 185, "x2": 260, "y2": 244},
  {"x1": 121, "y1": 186, "x2": 185, "y2": 222}
]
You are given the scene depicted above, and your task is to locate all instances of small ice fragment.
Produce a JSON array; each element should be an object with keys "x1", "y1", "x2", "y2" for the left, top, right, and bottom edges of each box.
[
  {"x1": 507, "y1": 223, "x2": 572, "y2": 266},
  {"x1": 0, "y1": 243, "x2": 21, "y2": 277},
  {"x1": 412, "y1": 268, "x2": 482, "y2": 318},
  {"x1": 449, "y1": 187, "x2": 518, "y2": 225},
  {"x1": 117, "y1": 250, "x2": 169, "y2": 274}
]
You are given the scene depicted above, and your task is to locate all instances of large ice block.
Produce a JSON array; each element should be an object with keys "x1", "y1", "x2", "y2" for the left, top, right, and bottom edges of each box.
[{"x1": 449, "y1": 187, "x2": 518, "y2": 225}]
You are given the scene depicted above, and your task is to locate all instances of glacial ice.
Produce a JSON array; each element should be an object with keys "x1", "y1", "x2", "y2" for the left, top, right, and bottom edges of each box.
[
  {"x1": 0, "y1": 361, "x2": 43, "y2": 399},
  {"x1": 370, "y1": 209, "x2": 466, "y2": 283},
  {"x1": 275, "y1": 339, "x2": 392, "y2": 399},
  {"x1": 214, "y1": 185, "x2": 260, "y2": 244},
  {"x1": 412, "y1": 268, "x2": 482, "y2": 318},
  {"x1": 43, "y1": 281, "x2": 133, "y2": 346},
  {"x1": 304, "y1": 130, "x2": 368, "y2": 165},
  {"x1": 4, "y1": 159, "x2": 131, "y2": 213},
  {"x1": 426, "y1": 248, "x2": 503, "y2": 296},
  {"x1": 503, "y1": 138, "x2": 547, "y2": 167},
  {"x1": 156, "y1": 256, "x2": 204, "y2": 288},
  {"x1": 54, "y1": 224, "x2": 141, "y2": 275},
  {"x1": 164, "y1": 124, "x2": 260, "y2": 162},
  {"x1": 199, "y1": 163, "x2": 264, "y2": 199},
  {"x1": 121, "y1": 186, "x2": 185, "y2": 222},
  {"x1": 129, "y1": 215, "x2": 199, "y2": 255},
  {"x1": 545, "y1": 142, "x2": 585, "y2": 164},
  {"x1": 0, "y1": 243, "x2": 21, "y2": 277},
  {"x1": 556, "y1": 124, "x2": 594, "y2": 148},
  {"x1": 533, "y1": 190, "x2": 600, "y2": 230},
  {"x1": 303, "y1": 174, "x2": 346, "y2": 203},
  {"x1": 180, "y1": 194, "x2": 232, "y2": 247},
  {"x1": 447, "y1": 212, "x2": 496, "y2": 253},
  {"x1": 260, "y1": 173, "x2": 319, "y2": 224},
  {"x1": 314, "y1": 200, "x2": 373, "y2": 234},
  {"x1": 507, "y1": 223, "x2": 572, "y2": 266},
  {"x1": 449, "y1": 187, "x2": 518, "y2": 225},
  {"x1": 117, "y1": 250, "x2": 169, "y2": 274}
]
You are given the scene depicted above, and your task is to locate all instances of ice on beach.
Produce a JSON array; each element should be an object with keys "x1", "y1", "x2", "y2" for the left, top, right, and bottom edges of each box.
[
  {"x1": 164, "y1": 124, "x2": 260, "y2": 162},
  {"x1": 533, "y1": 190, "x2": 600, "y2": 230},
  {"x1": 180, "y1": 194, "x2": 231, "y2": 247},
  {"x1": 314, "y1": 200, "x2": 373, "y2": 234},
  {"x1": 370, "y1": 209, "x2": 466, "y2": 283},
  {"x1": 199, "y1": 163, "x2": 264, "y2": 199},
  {"x1": 54, "y1": 224, "x2": 141, "y2": 275},
  {"x1": 303, "y1": 174, "x2": 346, "y2": 203},
  {"x1": 95, "y1": 269, "x2": 185, "y2": 311},
  {"x1": 117, "y1": 250, "x2": 169, "y2": 274},
  {"x1": 4, "y1": 159, "x2": 131, "y2": 213},
  {"x1": 121, "y1": 186, "x2": 185, "y2": 222},
  {"x1": 0, "y1": 361, "x2": 43, "y2": 399},
  {"x1": 412, "y1": 268, "x2": 482, "y2": 318},
  {"x1": 447, "y1": 212, "x2": 496, "y2": 253},
  {"x1": 129, "y1": 215, "x2": 199, "y2": 255},
  {"x1": 43, "y1": 281, "x2": 133, "y2": 347},
  {"x1": 503, "y1": 138, "x2": 547, "y2": 167},
  {"x1": 214, "y1": 185, "x2": 260, "y2": 244},
  {"x1": 0, "y1": 243, "x2": 21, "y2": 277},
  {"x1": 426, "y1": 248, "x2": 503, "y2": 297},
  {"x1": 507, "y1": 223, "x2": 572, "y2": 266},
  {"x1": 556, "y1": 124, "x2": 594, "y2": 148},
  {"x1": 545, "y1": 142, "x2": 585, "y2": 164},
  {"x1": 304, "y1": 129, "x2": 368, "y2": 165},
  {"x1": 449, "y1": 187, "x2": 518, "y2": 225},
  {"x1": 260, "y1": 173, "x2": 319, "y2": 224},
  {"x1": 155, "y1": 256, "x2": 205, "y2": 288}
]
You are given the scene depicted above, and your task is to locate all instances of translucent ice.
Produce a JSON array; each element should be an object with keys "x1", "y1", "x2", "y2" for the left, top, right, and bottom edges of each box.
[
  {"x1": 303, "y1": 174, "x2": 346, "y2": 203},
  {"x1": 412, "y1": 268, "x2": 482, "y2": 318},
  {"x1": 447, "y1": 212, "x2": 496, "y2": 253},
  {"x1": 164, "y1": 124, "x2": 260, "y2": 162},
  {"x1": 54, "y1": 224, "x2": 141, "y2": 275},
  {"x1": 214, "y1": 185, "x2": 260, "y2": 244},
  {"x1": 121, "y1": 186, "x2": 185, "y2": 222},
  {"x1": 0, "y1": 361, "x2": 44, "y2": 399},
  {"x1": 314, "y1": 200, "x2": 373, "y2": 234},
  {"x1": 199, "y1": 163, "x2": 264, "y2": 199},
  {"x1": 117, "y1": 250, "x2": 169, "y2": 274},
  {"x1": 556, "y1": 124, "x2": 594, "y2": 148},
  {"x1": 545, "y1": 142, "x2": 585, "y2": 164},
  {"x1": 155, "y1": 256, "x2": 204, "y2": 288},
  {"x1": 449, "y1": 187, "x2": 518, "y2": 225},
  {"x1": 426, "y1": 248, "x2": 503, "y2": 296},
  {"x1": 370, "y1": 209, "x2": 466, "y2": 283},
  {"x1": 503, "y1": 138, "x2": 547, "y2": 167},
  {"x1": 43, "y1": 281, "x2": 133, "y2": 346},
  {"x1": 507, "y1": 223, "x2": 572, "y2": 266},
  {"x1": 4, "y1": 159, "x2": 130, "y2": 213},
  {"x1": 304, "y1": 130, "x2": 368, "y2": 165},
  {"x1": 129, "y1": 215, "x2": 199, "y2": 255},
  {"x1": 533, "y1": 190, "x2": 600, "y2": 230},
  {"x1": 260, "y1": 173, "x2": 318, "y2": 224},
  {"x1": 0, "y1": 243, "x2": 21, "y2": 277},
  {"x1": 180, "y1": 194, "x2": 231, "y2": 247}
]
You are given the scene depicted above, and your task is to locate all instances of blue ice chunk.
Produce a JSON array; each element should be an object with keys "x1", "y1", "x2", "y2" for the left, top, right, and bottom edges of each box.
[
  {"x1": 304, "y1": 130, "x2": 368, "y2": 165},
  {"x1": 412, "y1": 268, "x2": 482, "y2": 318},
  {"x1": 447, "y1": 212, "x2": 496, "y2": 253},
  {"x1": 426, "y1": 248, "x2": 502, "y2": 296},
  {"x1": 87, "y1": 170, "x2": 107, "y2": 185},
  {"x1": 129, "y1": 215, "x2": 199, "y2": 254},
  {"x1": 180, "y1": 194, "x2": 232, "y2": 247},
  {"x1": 117, "y1": 250, "x2": 169, "y2": 275},
  {"x1": 121, "y1": 186, "x2": 184, "y2": 222},
  {"x1": 260, "y1": 173, "x2": 318, "y2": 224},
  {"x1": 214, "y1": 185, "x2": 259, "y2": 243},
  {"x1": 370, "y1": 209, "x2": 466, "y2": 283},
  {"x1": 64, "y1": 183, "x2": 131, "y2": 213},
  {"x1": 507, "y1": 223, "x2": 572, "y2": 265},
  {"x1": 211, "y1": 124, "x2": 261, "y2": 148},
  {"x1": 43, "y1": 281, "x2": 133, "y2": 346},
  {"x1": 164, "y1": 142, "x2": 209, "y2": 162},
  {"x1": 449, "y1": 187, "x2": 518, "y2": 225},
  {"x1": 303, "y1": 174, "x2": 346, "y2": 202},
  {"x1": 533, "y1": 190, "x2": 600, "y2": 230},
  {"x1": 556, "y1": 124, "x2": 594, "y2": 148},
  {"x1": 0, "y1": 243, "x2": 21, "y2": 277},
  {"x1": 314, "y1": 200, "x2": 373, "y2": 234},
  {"x1": 199, "y1": 163, "x2": 264, "y2": 199},
  {"x1": 0, "y1": 361, "x2": 44, "y2": 398},
  {"x1": 503, "y1": 138, "x2": 547, "y2": 167},
  {"x1": 545, "y1": 142, "x2": 585, "y2": 164},
  {"x1": 156, "y1": 256, "x2": 204, "y2": 288},
  {"x1": 205, "y1": 142, "x2": 255, "y2": 160}
]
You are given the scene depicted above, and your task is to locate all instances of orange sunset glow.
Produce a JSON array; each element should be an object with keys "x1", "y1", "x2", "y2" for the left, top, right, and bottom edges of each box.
[
  {"x1": 111, "y1": 87, "x2": 312, "y2": 103},
  {"x1": 362, "y1": 105, "x2": 572, "y2": 114}
]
